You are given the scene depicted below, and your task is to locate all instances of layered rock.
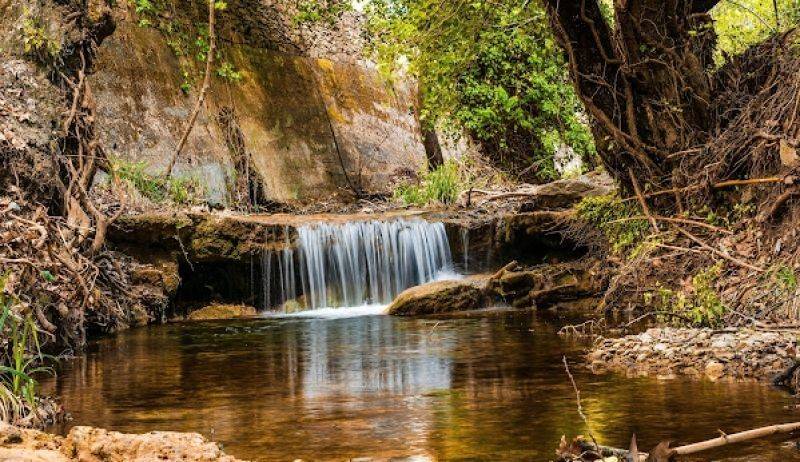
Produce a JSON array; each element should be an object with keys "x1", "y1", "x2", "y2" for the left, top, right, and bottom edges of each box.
[
  {"x1": 0, "y1": 422, "x2": 246, "y2": 462},
  {"x1": 486, "y1": 259, "x2": 606, "y2": 310},
  {"x1": 86, "y1": 0, "x2": 424, "y2": 205}
]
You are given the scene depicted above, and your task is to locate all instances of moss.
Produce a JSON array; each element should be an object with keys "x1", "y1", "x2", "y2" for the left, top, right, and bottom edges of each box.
[
  {"x1": 387, "y1": 280, "x2": 484, "y2": 316},
  {"x1": 187, "y1": 304, "x2": 256, "y2": 320},
  {"x1": 575, "y1": 194, "x2": 649, "y2": 255}
]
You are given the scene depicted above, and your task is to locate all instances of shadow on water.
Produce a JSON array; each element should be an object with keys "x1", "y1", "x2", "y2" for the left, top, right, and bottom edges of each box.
[{"x1": 41, "y1": 313, "x2": 800, "y2": 461}]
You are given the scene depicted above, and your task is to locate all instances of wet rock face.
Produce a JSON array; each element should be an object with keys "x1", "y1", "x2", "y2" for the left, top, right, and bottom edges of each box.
[
  {"x1": 590, "y1": 327, "x2": 798, "y2": 381},
  {"x1": 87, "y1": 1, "x2": 424, "y2": 205},
  {"x1": 129, "y1": 259, "x2": 181, "y2": 324},
  {"x1": 387, "y1": 279, "x2": 487, "y2": 316},
  {"x1": 486, "y1": 259, "x2": 606, "y2": 310},
  {"x1": 111, "y1": 213, "x2": 295, "y2": 263},
  {"x1": 0, "y1": 422, "x2": 246, "y2": 461}
]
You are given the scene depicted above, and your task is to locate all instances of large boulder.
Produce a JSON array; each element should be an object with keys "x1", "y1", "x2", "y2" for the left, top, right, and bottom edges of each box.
[
  {"x1": 387, "y1": 279, "x2": 486, "y2": 316},
  {"x1": 518, "y1": 173, "x2": 614, "y2": 211}
]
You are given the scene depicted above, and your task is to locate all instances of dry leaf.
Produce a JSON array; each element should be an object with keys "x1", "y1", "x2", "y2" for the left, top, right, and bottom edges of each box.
[{"x1": 780, "y1": 139, "x2": 799, "y2": 168}]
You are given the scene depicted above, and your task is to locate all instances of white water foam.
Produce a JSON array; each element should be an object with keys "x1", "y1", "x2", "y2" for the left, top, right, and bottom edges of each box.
[{"x1": 270, "y1": 304, "x2": 390, "y2": 319}]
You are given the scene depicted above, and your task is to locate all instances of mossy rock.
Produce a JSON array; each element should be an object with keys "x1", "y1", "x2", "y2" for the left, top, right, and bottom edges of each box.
[
  {"x1": 387, "y1": 280, "x2": 485, "y2": 316},
  {"x1": 187, "y1": 304, "x2": 257, "y2": 320}
]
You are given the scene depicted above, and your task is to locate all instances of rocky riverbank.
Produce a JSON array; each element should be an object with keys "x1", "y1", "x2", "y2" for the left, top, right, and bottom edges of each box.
[
  {"x1": 0, "y1": 422, "x2": 245, "y2": 461},
  {"x1": 589, "y1": 327, "x2": 798, "y2": 382}
]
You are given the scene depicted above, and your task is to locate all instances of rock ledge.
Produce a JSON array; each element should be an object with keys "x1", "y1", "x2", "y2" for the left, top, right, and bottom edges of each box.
[{"x1": 0, "y1": 422, "x2": 247, "y2": 461}]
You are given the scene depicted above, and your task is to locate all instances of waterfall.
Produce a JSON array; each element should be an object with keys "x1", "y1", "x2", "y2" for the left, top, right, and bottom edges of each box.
[
  {"x1": 460, "y1": 227, "x2": 469, "y2": 273},
  {"x1": 260, "y1": 219, "x2": 454, "y2": 311}
]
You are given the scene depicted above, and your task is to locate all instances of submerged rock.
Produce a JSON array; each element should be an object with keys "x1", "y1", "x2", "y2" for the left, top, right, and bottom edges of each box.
[
  {"x1": 187, "y1": 304, "x2": 257, "y2": 321},
  {"x1": 0, "y1": 422, "x2": 246, "y2": 461},
  {"x1": 386, "y1": 279, "x2": 486, "y2": 316}
]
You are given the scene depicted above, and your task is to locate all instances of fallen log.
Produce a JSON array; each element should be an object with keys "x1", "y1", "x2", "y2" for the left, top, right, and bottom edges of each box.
[
  {"x1": 561, "y1": 421, "x2": 800, "y2": 461},
  {"x1": 671, "y1": 422, "x2": 800, "y2": 457}
]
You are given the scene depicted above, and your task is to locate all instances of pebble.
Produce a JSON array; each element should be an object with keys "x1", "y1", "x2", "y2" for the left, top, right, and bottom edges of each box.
[{"x1": 590, "y1": 327, "x2": 798, "y2": 381}]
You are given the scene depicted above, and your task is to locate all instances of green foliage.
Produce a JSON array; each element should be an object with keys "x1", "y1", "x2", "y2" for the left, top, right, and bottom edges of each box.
[
  {"x1": 713, "y1": 0, "x2": 800, "y2": 63},
  {"x1": 772, "y1": 264, "x2": 798, "y2": 293},
  {"x1": 21, "y1": 16, "x2": 61, "y2": 61},
  {"x1": 216, "y1": 62, "x2": 243, "y2": 82},
  {"x1": 294, "y1": 0, "x2": 353, "y2": 25},
  {"x1": 133, "y1": 0, "x2": 243, "y2": 91},
  {"x1": 113, "y1": 159, "x2": 203, "y2": 205},
  {"x1": 575, "y1": 194, "x2": 650, "y2": 255},
  {"x1": 649, "y1": 264, "x2": 727, "y2": 328},
  {"x1": 134, "y1": 0, "x2": 156, "y2": 15},
  {"x1": 365, "y1": 0, "x2": 595, "y2": 181},
  {"x1": 180, "y1": 70, "x2": 192, "y2": 94},
  {"x1": 395, "y1": 161, "x2": 461, "y2": 206},
  {"x1": 0, "y1": 274, "x2": 54, "y2": 424}
]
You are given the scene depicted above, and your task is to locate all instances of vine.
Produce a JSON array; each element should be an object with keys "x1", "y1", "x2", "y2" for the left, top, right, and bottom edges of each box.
[{"x1": 133, "y1": 0, "x2": 243, "y2": 93}]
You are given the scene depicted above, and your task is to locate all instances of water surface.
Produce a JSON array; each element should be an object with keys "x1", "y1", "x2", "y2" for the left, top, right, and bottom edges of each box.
[{"x1": 43, "y1": 314, "x2": 800, "y2": 461}]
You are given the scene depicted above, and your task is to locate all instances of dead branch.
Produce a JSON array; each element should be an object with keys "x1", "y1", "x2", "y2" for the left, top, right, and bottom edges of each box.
[
  {"x1": 671, "y1": 421, "x2": 800, "y2": 456},
  {"x1": 562, "y1": 356, "x2": 600, "y2": 453},
  {"x1": 759, "y1": 186, "x2": 799, "y2": 221},
  {"x1": 675, "y1": 226, "x2": 765, "y2": 273},
  {"x1": 628, "y1": 168, "x2": 659, "y2": 233}
]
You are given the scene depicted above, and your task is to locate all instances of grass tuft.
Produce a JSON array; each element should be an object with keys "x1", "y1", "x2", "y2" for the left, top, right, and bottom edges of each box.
[
  {"x1": 395, "y1": 160, "x2": 461, "y2": 206},
  {"x1": 113, "y1": 159, "x2": 203, "y2": 205}
]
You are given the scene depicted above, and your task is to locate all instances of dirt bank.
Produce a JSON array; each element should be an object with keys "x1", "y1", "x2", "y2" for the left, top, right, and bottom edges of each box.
[{"x1": 589, "y1": 327, "x2": 798, "y2": 382}]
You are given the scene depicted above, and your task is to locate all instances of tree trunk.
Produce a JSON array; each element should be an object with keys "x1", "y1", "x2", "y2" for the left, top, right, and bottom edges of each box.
[
  {"x1": 423, "y1": 127, "x2": 444, "y2": 169},
  {"x1": 544, "y1": 0, "x2": 720, "y2": 189}
]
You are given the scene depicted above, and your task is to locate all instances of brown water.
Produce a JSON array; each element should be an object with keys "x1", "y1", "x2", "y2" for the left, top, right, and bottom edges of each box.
[{"x1": 42, "y1": 313, "x2": 800, "y2": 461}]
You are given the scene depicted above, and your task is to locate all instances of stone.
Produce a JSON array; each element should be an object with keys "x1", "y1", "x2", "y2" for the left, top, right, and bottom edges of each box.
[
  {"x1": 387, "y1": 279, "x2": 486, "y2": 316},
  {"x1": 517, "y1": 175, "x2": 613, "y2": 210},
  {"x1": 705, "y1": 361, "x2": 725, "y2": 381},
  {"x1": 187, "y1": 304, "x2": 258, "y2": 321}
]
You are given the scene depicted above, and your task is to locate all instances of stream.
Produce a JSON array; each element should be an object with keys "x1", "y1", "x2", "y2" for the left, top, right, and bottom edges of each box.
[{"x1": 42, "y1": 313, "x2": 800, "y2": 461}]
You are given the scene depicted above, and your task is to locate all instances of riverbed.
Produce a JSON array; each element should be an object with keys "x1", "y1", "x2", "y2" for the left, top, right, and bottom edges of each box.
[{"x1": 42, "y1": 313, "x2": 800, "y2": 461}]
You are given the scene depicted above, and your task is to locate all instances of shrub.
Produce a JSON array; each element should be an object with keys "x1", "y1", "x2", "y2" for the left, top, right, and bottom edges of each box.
[
  {"x1": 21, "y1": 17, "x2": 61, "y2": 62},
  {"x1": 648, "y1": 264, "x2": 727, "y2": 328}
]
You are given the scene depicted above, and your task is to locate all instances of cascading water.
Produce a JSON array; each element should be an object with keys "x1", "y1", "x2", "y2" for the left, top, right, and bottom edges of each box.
[{"x1": 260, "y1": 219, "x2": 454, "y2": 311}]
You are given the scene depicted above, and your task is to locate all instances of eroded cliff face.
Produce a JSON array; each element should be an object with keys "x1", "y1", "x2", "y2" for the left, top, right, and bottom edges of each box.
[
  {"x1": 1, "y1": 0, "x2": 425, "y2": 205},
  {"x1": 88, "y1": 0, "x2": 424, "y2": 204}
]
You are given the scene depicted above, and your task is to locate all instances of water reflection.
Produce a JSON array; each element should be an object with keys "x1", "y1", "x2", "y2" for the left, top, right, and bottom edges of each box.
[{"x1": 42, "y1": 314, "x2": 800, "y2": 461}]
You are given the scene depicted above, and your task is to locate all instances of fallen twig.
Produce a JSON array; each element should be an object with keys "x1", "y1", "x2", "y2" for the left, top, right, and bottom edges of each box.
[{"x1": 562, "y1": 356, "x2": 600, "y2": 454}]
